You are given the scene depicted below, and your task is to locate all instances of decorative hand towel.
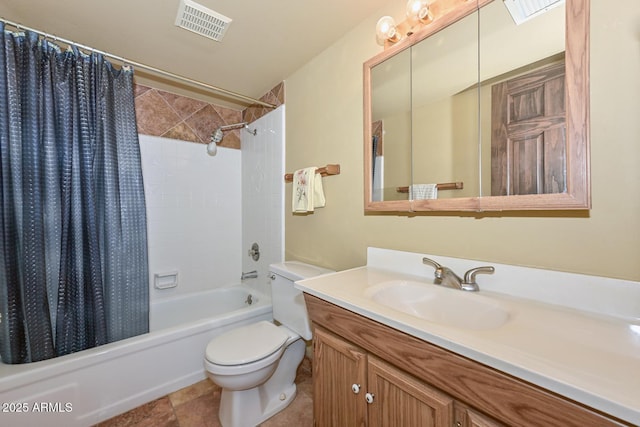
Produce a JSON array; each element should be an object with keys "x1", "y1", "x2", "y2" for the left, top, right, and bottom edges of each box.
[
  {"x1": 292, "y1": 167, "x2": 326, "y2": 212},
  {"x1": 409, "y1": 183, "x2": 438, "y2": 200},
  {"x1": 313, "y1": 171, "x2": 326, "y2": 209}
]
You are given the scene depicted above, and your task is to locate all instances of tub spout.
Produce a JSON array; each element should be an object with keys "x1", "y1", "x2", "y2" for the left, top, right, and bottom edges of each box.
[{"x1": 241, "y1": 270, "x2": 258, "y2": 280}]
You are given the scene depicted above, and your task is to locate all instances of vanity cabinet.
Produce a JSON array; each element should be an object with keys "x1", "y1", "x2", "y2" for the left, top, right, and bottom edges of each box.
[
  {"x1": 305, "y1": 294, "x2": 628, "y2": 427},
  {"x1": 314, "y1": 327, "x2": 454, "y2": 426}
]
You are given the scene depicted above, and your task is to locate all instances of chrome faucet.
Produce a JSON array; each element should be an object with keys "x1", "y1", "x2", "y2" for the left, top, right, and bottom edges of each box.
[
  {"x1": 422, "y1": 257, "x2": 494, "y2": 292},
  {"x1": 241, "y1": 270, "x2": 258, "y2": 280}
]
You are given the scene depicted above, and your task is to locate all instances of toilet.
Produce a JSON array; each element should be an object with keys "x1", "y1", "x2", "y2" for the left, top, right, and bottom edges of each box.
[{"x1": 204, "y1": 261, "x2": 333, "y2": 427}]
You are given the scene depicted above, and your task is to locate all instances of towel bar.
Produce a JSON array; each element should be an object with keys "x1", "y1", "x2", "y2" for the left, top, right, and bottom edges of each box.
[
  {"x1": 396, "y1": 182, "x2": 463, "y2": 193},
  {"x1": 285, "y1": 164, "x2": 340, "y2": 182}
]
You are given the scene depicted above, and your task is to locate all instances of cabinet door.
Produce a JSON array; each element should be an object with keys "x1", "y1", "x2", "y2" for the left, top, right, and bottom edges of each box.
[
  {"x1": 313, "y1": 328, "x2": 367, "y2": 427},
  {"x1": 367, "y1": 356, "x2": 453, "y2": 427},
  {"x1": 455, "y1": 403, "x2": 506, "y2": 427}
]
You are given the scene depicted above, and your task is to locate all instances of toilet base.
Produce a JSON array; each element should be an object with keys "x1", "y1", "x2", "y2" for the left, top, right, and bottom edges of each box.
[
  {"x1": 219, "y1": 382, "x2": 297, "y2": 427},
  {"x1": 217, "y1": 337, "x2": 306, "y2": 427}
]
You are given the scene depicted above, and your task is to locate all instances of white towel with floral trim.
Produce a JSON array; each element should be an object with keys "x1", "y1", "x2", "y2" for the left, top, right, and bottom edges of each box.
[{"x1": 292, "y1": 167, "x2": 326, "y2": 212}]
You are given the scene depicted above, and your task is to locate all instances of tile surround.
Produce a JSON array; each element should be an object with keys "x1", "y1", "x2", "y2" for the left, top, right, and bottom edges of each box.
[
  {"x1": 139, "y1": 135, "x2": 242, "y2": 298},
  {"x1": 134, "y1": 81, "x2": 285, "y2": 150},
  {"x1": 243, "y1": 82, "x2": 285, "y2": 124},
  {"x1": 241, "y1": 106, "x2": 286, "y2": 297},
  {"x1": 140, "y1": 106, "x2": 285, "y2": 300}
]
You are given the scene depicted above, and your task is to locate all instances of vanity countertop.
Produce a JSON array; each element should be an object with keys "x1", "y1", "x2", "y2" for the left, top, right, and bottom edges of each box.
[{"x1": 295, "y1": 254, "x2": 640, "y2": 425}]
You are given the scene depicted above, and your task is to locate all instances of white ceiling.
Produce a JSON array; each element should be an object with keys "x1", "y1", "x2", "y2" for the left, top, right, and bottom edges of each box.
[{"x1": 0, "y1": 0, "x2": 390, "y2": 108}]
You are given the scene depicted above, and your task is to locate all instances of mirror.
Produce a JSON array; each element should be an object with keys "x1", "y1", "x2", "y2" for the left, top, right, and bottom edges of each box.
[
  {"x1": 410, "y1": 9, "x2": 479, "y2": 201},
  {"x1": 364, "y1": 0, "x2": 590, "y2": 212},
  {"x1": 370, "y1": 48, "x2": 412, "y2": 202}
]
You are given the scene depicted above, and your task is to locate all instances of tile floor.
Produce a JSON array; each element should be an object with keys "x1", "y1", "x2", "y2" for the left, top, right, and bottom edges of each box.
[{"x1": 95, "y1": 359, "x2": 313, "y2": 427}]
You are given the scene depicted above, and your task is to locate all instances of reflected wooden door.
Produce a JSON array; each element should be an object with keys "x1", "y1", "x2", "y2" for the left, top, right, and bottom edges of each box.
[{"x1": 491, "y1": 62, "x2": 566, "y2": 196}]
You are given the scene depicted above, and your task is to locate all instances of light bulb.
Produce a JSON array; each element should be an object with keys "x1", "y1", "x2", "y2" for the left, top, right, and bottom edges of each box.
[
  {"x1": 376, "y1": 16, "x2": 399, "y2": 42},
  {"x1": 406, "y1": 0, "x2": 431, "y2": 23}
]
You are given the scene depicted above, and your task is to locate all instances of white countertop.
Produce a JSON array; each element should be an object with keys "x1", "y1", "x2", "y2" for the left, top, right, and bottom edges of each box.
[{"x1": 295, "y1": 250, "x2": 640, "y2": 425}]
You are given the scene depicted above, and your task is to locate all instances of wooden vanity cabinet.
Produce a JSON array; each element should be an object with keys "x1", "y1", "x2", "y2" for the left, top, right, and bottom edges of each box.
[
  {"x1": 314, "y1": 327, "x2": 454, "y2": 427},
  {"x1": 305, "y1": 294, "x2": 629, "y2": 427}
]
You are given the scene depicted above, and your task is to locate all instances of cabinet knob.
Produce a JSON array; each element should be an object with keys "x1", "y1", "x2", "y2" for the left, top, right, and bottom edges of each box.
[
  {"x1": 351, "y1": 384, "x2": 361, "y2": 394},
  {"x1": 365, "y1": 393, "x2": 375, "y2": 404}
]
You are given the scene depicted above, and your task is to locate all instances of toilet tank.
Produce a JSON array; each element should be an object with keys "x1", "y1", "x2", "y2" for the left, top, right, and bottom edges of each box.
[{"x1": 269, "y1": 261, "x2": 334, "y2": 340}]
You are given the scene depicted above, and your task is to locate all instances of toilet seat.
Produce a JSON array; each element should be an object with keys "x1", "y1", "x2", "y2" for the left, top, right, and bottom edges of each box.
[{"x1": 205, "y1": 321, "x2": 288, "y2": 366}]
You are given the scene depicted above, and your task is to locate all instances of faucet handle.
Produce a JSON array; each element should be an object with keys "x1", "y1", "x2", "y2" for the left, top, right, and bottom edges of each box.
[
  {"x1": 422, "y1": 257, "x2": 444, "y2": 282},
  {"x1": 463, "y1": 266, "x2": 495, "y2": 286},
  {"x1": 422, "y1": 257, "x2": 442, "y2": 270}
]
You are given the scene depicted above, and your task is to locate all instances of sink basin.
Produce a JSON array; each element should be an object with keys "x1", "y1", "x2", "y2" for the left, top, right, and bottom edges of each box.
[{"x1": 365, "y1": 280, "x2": 509, "y2": 330}]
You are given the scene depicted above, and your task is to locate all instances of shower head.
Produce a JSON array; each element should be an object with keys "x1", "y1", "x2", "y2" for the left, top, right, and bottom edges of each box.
[
  {"x1": 206, "y1": 141, "x2": 217, "y2": 156},
  {"x1": 207, "y1": 127, "x2": 224, "y2": 156},
  {"x1": 206, "y1": 122, "x2": 257, "y2": 157}
]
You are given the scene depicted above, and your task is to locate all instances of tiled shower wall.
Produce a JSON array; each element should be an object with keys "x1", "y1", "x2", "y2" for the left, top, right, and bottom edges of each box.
[
  {"x1": 241, "y1": 106, "x2": 286, "y2": 297},
  {"x1": 140, "y1": 136, "x2": 242, "y2": 299},
  {"x1": 134, "y1": 82, "x2": 284, "y2": 150},
  {"x1": 136, "y1": 82, "x2": 285, "y2": 299}
]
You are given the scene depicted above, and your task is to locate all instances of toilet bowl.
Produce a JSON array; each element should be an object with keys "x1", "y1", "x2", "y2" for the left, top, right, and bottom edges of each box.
[
  {"x1": 204, "y1": 261, "x2": 333, "y2": 427},
  {"x1": 204, "y1": 320, "x2": 290, "y2": 390}
]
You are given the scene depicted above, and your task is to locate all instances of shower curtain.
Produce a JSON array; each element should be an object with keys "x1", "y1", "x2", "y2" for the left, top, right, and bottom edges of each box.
[{"x1": 0, "y1": 24, "x2": 149, "y2": 364}]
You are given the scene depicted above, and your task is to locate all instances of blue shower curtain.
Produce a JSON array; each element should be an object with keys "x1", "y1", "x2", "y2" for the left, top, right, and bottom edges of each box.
[{"x1": 0, "y1": 24, "x2": 149, "y2": 364}]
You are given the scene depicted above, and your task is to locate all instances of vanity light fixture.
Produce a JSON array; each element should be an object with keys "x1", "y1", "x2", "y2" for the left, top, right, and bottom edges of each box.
[{"x1": 376, "y1": 0, "x2": 434, "y2": 47}]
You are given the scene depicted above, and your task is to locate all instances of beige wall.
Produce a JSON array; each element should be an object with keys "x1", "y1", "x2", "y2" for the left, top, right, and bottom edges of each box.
[{"x1": 284, "y1": 0, "x2": 640, "y2": 282}]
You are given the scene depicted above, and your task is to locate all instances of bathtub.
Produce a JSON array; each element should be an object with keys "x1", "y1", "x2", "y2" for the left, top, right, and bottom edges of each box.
[{"x1": 0, "y1": 284, "x2": 272, "y2": 427}]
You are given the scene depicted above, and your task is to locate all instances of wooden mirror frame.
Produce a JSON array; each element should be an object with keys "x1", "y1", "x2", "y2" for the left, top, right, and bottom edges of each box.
[{"x1": 364, "y1": 0, "x2": 590, "y2": 212}]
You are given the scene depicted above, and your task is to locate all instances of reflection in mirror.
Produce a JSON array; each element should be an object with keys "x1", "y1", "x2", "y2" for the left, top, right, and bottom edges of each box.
[
  {"x1": 411, "y1": 10, "x2": 479, "y2": 200},
  {"x1": 479, "y1": 0, "x2": 566, "y2": 197},
  {"x1": 371, "y1": 49, "x2": 411, "y2": 201}
]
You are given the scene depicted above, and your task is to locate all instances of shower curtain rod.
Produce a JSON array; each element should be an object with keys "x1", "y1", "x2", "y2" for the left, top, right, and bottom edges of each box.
[{"x1": 0, "y1": 18, "x2": 277, "y2": 109}]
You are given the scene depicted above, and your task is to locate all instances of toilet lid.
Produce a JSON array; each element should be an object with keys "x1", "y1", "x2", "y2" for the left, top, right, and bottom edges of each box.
[{"x1": 205, "y1": 321, "x2": 289, "y2": 366}]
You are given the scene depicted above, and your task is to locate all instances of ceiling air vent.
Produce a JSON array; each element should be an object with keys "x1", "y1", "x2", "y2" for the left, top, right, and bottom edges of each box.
[
  {"x1": 503, "y1": 0, "x2": 565, "y2": 25},
  {"x1": 175, "y1": 0, "x2": 232, "y2": 42}
]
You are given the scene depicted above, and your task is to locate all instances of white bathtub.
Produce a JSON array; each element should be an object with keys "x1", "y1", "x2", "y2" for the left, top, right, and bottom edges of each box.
[{"x1": 0, "y1": 284, "x2": 272, "y2": 427}]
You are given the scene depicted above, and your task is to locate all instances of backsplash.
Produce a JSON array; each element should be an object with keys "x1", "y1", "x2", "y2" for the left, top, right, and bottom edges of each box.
[{"x1": 133, "y1": 81, "x2": 285, "y2": 149}]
